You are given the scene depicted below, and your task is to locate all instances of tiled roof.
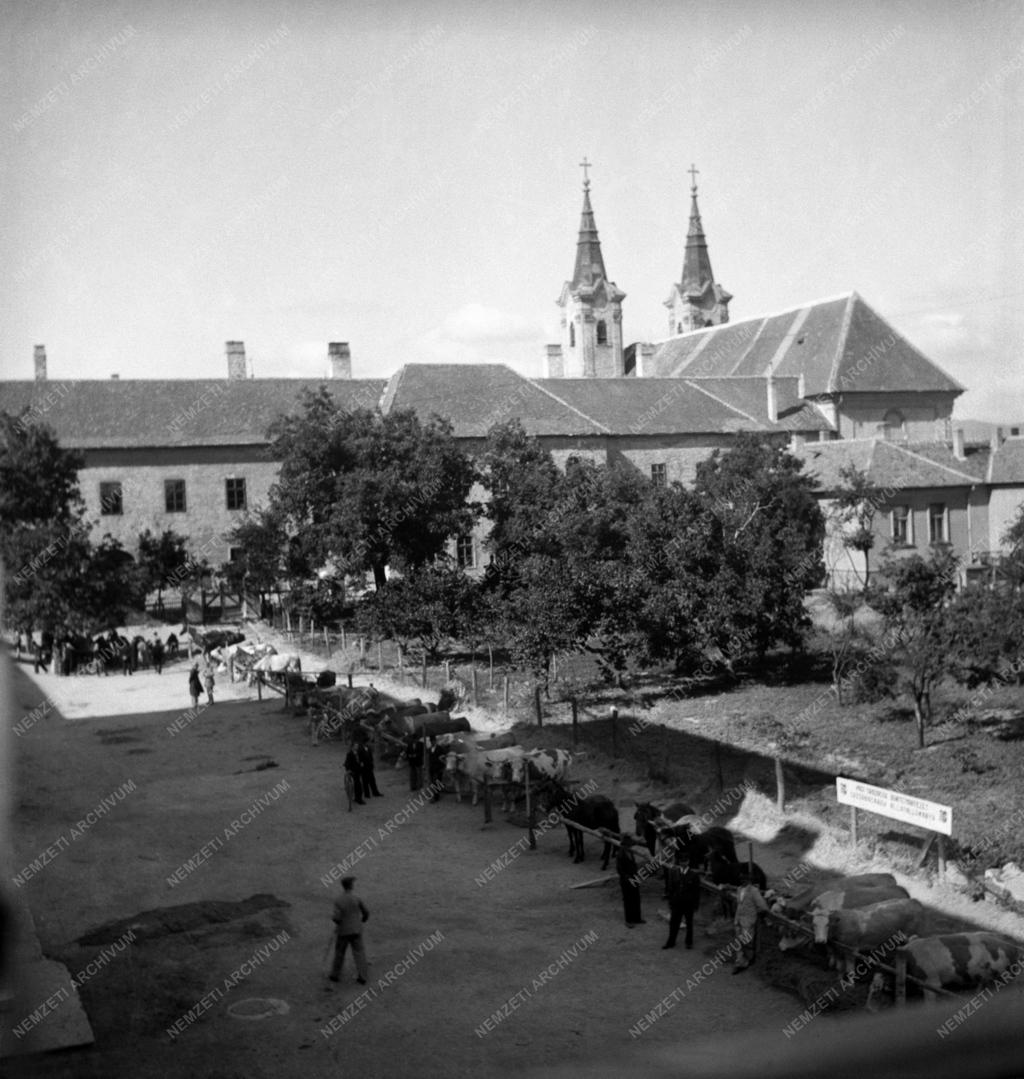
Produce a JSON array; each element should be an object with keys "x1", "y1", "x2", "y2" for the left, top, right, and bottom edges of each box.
[
  {"x1": 0, "y1": 379, "x2": 385, "y2": 449},
  {"x1": 534, "y1": 376, "x2": 831, "y2": 435},
  {"x1": 380, "y1": 364, "x2": 608, "y2": 438},
  {"x1": 989, "y1": 439, "x2": 1024, "y2": 484},
  {"x1": 796, "y1": 439, "x2": 983, "y2": 492},
  {"x1": 648, "y1": 292, "x2": 964, "y2": 396}
]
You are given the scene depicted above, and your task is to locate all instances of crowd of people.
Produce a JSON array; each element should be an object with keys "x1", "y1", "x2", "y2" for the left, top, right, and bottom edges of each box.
[{"x1": 17, "y1": 628, "x2": 177, "y2": 676}]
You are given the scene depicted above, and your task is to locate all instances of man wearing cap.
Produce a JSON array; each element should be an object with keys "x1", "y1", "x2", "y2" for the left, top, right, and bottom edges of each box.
[{"x1": 329, "y1": 876, "x2": 370, "y2": 984}]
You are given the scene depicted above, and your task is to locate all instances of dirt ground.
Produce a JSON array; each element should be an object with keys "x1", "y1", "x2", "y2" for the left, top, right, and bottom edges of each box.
[{"x1": 6, "y1": 634, "x2": 1024, "y2": 1079}]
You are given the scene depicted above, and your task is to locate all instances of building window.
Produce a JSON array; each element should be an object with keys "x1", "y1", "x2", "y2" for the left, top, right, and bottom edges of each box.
[
  {"x1": 569, "y1": 323, "x2": 575, "y2": 347},
  {"x1": 226, "y1": 477, "x2": 247, "y2": 511},
  {"x1": 99, "y1": 481, "x2": 123, "y2": 516},
  {"x1": 677, "y1": 322, "x2": 683, "y2": 334},
  {"x1": 165, "y1": 479, "x2": 186, "y2": 513},
  {"x1": 882, "y1": 409, "x2": 905, "y2": 441},
  {"x1": 891, "y1": 505, "x2": 911, "y2": 545},
  {"x1": 650, "y1": 463, "x2": 667, "y2": 488},
  {"x1": 928, "y1": 503, "x2": 948, "y2": 544},
  {"x1": 596, "y1": 320, "x2": 607, "y2": 344},
  {"x1": 456, "y1": 535, "x2": 476, "y2": 569}
]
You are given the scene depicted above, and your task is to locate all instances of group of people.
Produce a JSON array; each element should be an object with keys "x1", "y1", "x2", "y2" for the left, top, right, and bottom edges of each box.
[
  {"x1": 21, "y1": 628, "x2": 176, "y2": 676},
  {"x1": 188, "y1": 661, "x2": 216, "y2": 707},
  {"x1": 615, "y1": 834, "x2": 769, "y2": 971},
  {"x1": 343, "y1": 739, "x2": 382, "y2": 805},
  {"x1": 403, "y1": 732, "x2": 447, "y2": 801}
]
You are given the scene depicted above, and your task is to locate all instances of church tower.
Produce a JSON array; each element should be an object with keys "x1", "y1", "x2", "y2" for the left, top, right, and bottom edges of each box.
[
  {"x1": 548, "y1": 159, "x2": 626, "y2": 378},
  {"x1": 665, "y1": 165, "x2": 731, "y2": 336}
]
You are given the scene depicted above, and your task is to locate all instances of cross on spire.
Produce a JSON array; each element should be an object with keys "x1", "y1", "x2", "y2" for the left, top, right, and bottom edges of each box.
[
  {"x1": 580, "y1": 156, "x2": 592, "y2": 190},
  {"x1": 688, "y1": 163, "x2": 699, "y2": 194}
]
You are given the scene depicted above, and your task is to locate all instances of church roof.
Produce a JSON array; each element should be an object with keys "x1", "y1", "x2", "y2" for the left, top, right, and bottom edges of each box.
[
  {"x1": 679, "y1": 186, "x2": 723, "y2": 297},
  {"x1": 570, "y1": 185, "x2": 608, "y2": 289},
  {"x1": 648, "y1": 292, "x2": 965, "y2": 396},
  {"x1": 0, "y1": 378, "x2": 385, "y2": 449},
  {"x1": 796, "y1": 439, "x2": 984, "y2": 492}
]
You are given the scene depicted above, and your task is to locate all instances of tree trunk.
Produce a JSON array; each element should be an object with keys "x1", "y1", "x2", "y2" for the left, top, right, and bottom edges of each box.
[
  {"x1": 372, "y1": 561, "x2": 387, "y2": 590},
  {"x1": 913, "y1": 694, "x2": 926, "y2": 749}
]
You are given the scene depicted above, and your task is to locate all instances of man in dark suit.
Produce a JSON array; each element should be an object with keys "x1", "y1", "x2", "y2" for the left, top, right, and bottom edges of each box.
[
  {"x1": 344, "y1": 745, "x2": 366, "y2": 805},
  {"x1": 663, "y1": 852, "x2": 702, "y2": 949},
  {"x1": 356, "y1": 739, "x2": 382, "y2": 798}
]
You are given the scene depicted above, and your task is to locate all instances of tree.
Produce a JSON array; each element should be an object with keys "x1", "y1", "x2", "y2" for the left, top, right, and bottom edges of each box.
[
  {"x1": 221, "y1": 509, "x2": 287, "y2": 603},
  {"x1": 266, "y1": 388, "x2": 477, "y2": 589},
  {"x1": 867, "y1": 549, "x2": 958, "y2": 747},
  {"x1": 831, "y1": 464, "x2": 886, "y2": 590},
  {"x1": 692, "y1": 434, "x2": 826, "y2": 663},
  {"x1": 1, "y1": 413, "x2": 91, "y2": 632},
  {"x1": 137, "y1": 529, "x2": 189, "y2": 611}
]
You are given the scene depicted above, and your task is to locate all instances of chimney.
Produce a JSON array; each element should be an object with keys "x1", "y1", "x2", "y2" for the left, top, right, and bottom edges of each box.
[
  {"x1": 33, "y1": 344, "x2": 46, "y2": 381},
  {"x1": 952, "y1": 427, "x2": 966, "y2": 459},
  {"x1": 545, "y1": 344, "x2": 563, "y2": 378},
  {"x1": 637, "y1": 343, "x2": 656, "y2": 378},
  {"x1": 328, "y1": 342, "x2": 352, "y2": 379},
  {"x1": 991, "y1": 426, "x2": 1005, "y2": 453},
  {"x1": 226, "y1": 340, "x2": 247, "y2": 380},
  {"x1": 766, "y1": 371, "x2": 778, "y2": 422},
  {"x1": 111, "y1": 374, "x2": 120, "y2": 380}
]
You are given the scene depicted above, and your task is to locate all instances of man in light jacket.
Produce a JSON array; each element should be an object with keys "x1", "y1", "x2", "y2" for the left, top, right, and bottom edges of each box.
[{"x1": 329, "y1": 876, "x2": 370, "y2": 984}]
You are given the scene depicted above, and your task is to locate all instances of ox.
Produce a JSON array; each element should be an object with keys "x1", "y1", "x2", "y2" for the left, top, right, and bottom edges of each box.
[
  {"x1": 249, "y1": 652, "x2": 301, "y2": 685},
  {"x1": 869, "y1": 933, "x2": 1023, "y2": 1005},
  {"x1": 444, "y1": 746, "x2": 525, "y2": 810},
  {"x1": 507, "y1": 748, "x2": 574, "y2": 787},
  {"x1": 777, "y1": 873, "x2": 910, "y2": 953},
  {"x1": 633, "y1": 801, "x2": 695, "y2": 856},
  {"x1": 812, "y1": 897, "x2": 925, "y2": 977},
  {"x1": 541, "y1": 780, "x2": 620, "y2": 870},
  {"x1": 659, "y1": 816, "x2": 738, "y2": 870}
]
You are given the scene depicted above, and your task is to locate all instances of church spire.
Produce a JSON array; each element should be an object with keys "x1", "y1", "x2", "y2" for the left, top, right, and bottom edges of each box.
[
  {"x1": 665, "y1": 164, "x2": 732, "y2": 336},
  {"x1": 680, "y1": 164, "x2": 716, "y2": 293},
  {"x1": 547, "y1": 158, "x2": 626, "y2": 378},
  {"x1": 570, "y1": 157, "x2": 608, "y2": 287}
]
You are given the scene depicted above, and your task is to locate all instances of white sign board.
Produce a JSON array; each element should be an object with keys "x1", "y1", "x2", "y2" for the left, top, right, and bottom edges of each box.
[{"x1": 836, "y1": 778, "x2": 952, "y2": 836}]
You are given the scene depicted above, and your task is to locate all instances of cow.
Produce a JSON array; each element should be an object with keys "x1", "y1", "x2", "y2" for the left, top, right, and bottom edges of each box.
[
  {"x1": 249, "y1": 652, "x2": 301, "y2": 685},
  {"x1": 444, "y1": 746, "x2": 525, "y2": 809},
  {"x1": 659, "y1": 817, "x2": 738, "y2": 870},
  {"x1": 708, "y1": 849, "x2": 768, "y2": 891},
  {"x1": 776, "y1": 873, "x2": 910, "y2": 953},
  {"x1": 541, "y1": 780, "x2": 620, "y2": 870},
  {"x1": 868, "y1": 933, "x2": 1024, "y2": 1005},
  {"x1": 633, "y1": 801, "x2": 695, "y2": 856},
  {"x1": 507, "y1": 748, "x2": 574, "y2": 787},
  {"x1": 812, "y1": 897, "x2": 925, "y2": 976}
]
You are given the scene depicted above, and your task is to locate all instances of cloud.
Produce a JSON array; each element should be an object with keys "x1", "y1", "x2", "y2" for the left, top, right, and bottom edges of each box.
[{"x1": 415, "y1": 303, "x2": 543, "y2": 363}]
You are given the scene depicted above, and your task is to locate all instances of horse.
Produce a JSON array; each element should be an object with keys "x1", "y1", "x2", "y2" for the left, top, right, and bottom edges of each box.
[
  {"x1": 633, "y1": 800, "x2": 695, "y2": 855},
  {"x1": 541, "y1": 780, "x2": 620, "y2": 870}
]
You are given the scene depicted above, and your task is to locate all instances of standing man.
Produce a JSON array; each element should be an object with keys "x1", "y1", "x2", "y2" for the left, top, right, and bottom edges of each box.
[
  {"x1": 151, "y1": 634, "x2": 165, "y2": 675},
  {"x1": 732, "y1": 872, "x2": 769, "y2": 973},
  {"x1": 329, "y1": 876, "x2": 369, "y2": 985},
  {"x1": 344, "y1": 743, "x2": 366, "y2": 805},
  {"x1": 188, "y1": 664, "x2": 202, "y2": 710},
  {"x1": 616, "y1": 835, "x2": 645, "y2": 928},
  {"x1": 663, "y1": 854, "x2": 702, "y2": 950},
  {"x1": 202, "y1": 661, "x2": 215, "y2": 705},
  {"x1": 356, "y1": 739, "x2": 382, "y2": 798}
]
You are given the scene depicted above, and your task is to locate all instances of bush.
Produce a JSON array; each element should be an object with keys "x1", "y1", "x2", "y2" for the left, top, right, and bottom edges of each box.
[{"x1": 850, "y1": 658, "x2": 899, "y2": 703}]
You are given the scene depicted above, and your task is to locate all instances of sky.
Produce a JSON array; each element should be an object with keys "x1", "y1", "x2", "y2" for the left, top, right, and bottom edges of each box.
[{"x1": 2, "y1": 0, "x2": 1023, "y2": 420}]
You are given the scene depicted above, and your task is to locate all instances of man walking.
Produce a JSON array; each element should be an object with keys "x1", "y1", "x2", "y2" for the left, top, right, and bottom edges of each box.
[
  {"x1": 732, "y1": 872, "x2": 769, "y2": 973},
  {"x1": 329, "y1": 876, "x2": 369, "y2": 985},
  {"x1": 663, "y1": 855, "x2": 702, "y2": 950}
]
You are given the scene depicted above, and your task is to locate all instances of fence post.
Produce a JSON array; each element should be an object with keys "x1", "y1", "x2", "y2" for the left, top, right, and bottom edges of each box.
[
  {"x1": 347, "y1": 672, "x2": 353, "y2": 689},
  {"x1": 610, "y1": 706, "x2": 618, "y2": 757},
  {"x1": 488, "y1": 645, "x2": 494, "y2": 690},
  {"x1": 324, "y1": 626, "x2": 329, "y2": 650},
  {"x1": 937, "y1": 834, "x2": 946, "y2": 879},
  {"x1": 359, "y1": 637, "x2": 366, "y2": 667},
  {"x1": 534, "y1": 685, "x2": 543, "y2": 727},
  {"x1": 257, "y1": 670, "x2": 263, "y2": 701},
  {"x1": 341, "y1": 627, "x2": 347, "y2": 652},
  {"x1": 571, "y1": 697, "x2": 579, "y2": 750},
  {"x1": 775, "y1": 755, "x2": 785, "y2": 813},
  {"x1": 526, "y1": 764, "x2": 536, "y2": 850},
  {"x1": 471, "y1": 663, "x2": 478, "y2": 707},
  {"x1": 503, "y1": 675, "x2": 509, "y2": 714}
]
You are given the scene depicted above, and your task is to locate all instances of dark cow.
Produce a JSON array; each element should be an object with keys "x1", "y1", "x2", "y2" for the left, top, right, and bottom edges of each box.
[
  {"x1": 542, "y1": 781, "x2": 620, "y2": 870},
  {"x1": 814, "y1": 897, "x2": 925, "y2": 976},
  {"x1": 661, "y1": 818, "x2": 738, "y2": 870},
  {"x1": 708, "y1": 849, "x2": 768, "y2": 891},
  {"x1": 633, "y1": 801, "x2": 694, "y2": 856},
  {"x1": 869, "y1": 933, "x2": 1023, "y2": 1004}
]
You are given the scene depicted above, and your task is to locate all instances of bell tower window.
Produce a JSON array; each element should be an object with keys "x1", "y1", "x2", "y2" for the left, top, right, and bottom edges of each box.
[
  {"x1": 569, "y1": 323, "x2": 575, "y2": 347},
  {"x1": 596, "y1": 320, "x2": 607, "y2": 344}
]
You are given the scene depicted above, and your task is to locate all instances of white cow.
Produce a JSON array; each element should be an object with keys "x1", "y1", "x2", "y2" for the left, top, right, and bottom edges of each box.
[
  {"x1": 444, "y1": 746, "x2": 524, "y2": 809},
  {"x1": 507, "y1": 748, "x2": 574, "y2": 786},
  {"x1": 249, "y1": 652, "x2": 302, "y2": 685}
]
